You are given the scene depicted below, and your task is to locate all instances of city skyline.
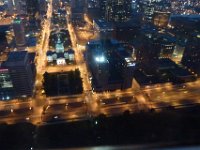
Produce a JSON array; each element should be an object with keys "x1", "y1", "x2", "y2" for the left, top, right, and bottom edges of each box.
[{"x1": 0, "y1": 0, "x2": 199, "y2": 149}]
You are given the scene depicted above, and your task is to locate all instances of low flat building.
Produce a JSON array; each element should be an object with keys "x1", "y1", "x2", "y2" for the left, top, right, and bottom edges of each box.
[
  {"x1": 133, "y1": 58, "x2": 196, "y2": 89},
  {"x1": 93, "y1": 19, "x2": 114, "y2": 39}
]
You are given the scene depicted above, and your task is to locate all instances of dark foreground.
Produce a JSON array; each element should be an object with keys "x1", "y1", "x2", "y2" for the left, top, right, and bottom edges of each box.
[{"x1": 1, "y1": 105, "x2": 200, "y2": 150}]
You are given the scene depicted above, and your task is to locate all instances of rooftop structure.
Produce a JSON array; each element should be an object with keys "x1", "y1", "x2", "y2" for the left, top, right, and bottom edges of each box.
[{"x1": 5, "y1": 51, "x2": 28, "y2": 66}]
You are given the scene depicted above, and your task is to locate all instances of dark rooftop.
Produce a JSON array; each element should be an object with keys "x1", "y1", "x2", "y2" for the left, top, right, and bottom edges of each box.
[
  {"x1": 169, "y1": 68, "x2": 193, "y2": 77},
  {"x1": 94, "y1": 19, "x2": 113, "y2": 30},
  {"x1": 28, "y1": 52, "x2": 36, "y2": 63},
  {"x1": 133, "y1": 69, "x2": 160, "y2": 86},
  {"x1": 68, "y1": 49, "x2": 75, "y2": 54},
  {"x1": 154, "y1": 58, "x2": 177, "y2": 69},
  {"x1": 7, "y1": 51, "x2": 27, "y2": 62},
  {"x1": 116, "y1": 48, "x2": 130, "y2": 58}
]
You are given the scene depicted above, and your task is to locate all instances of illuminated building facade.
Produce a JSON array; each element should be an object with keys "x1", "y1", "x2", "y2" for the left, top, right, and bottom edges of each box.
[
  {"x1": 100, "y1": 0, "x2": 132, "y2": 22},
  {"x1": 134, "y1": 31, "x2": 176, "y2": 62},
  {"x1": 86, "y1": 40, "x2": 109, "y2": 90},
  {"x1": 139, "y1": 0, "x2": 155, "y2": 23},
  {"x1": 182, "y1": 34, "x2": 200, "y2": 75},
  {"x1": 0, "y1": 68, "x2": 15, "y2": 100},
  {"x1": 153, "y1": 11, "x2": 171, "y2": 28}
]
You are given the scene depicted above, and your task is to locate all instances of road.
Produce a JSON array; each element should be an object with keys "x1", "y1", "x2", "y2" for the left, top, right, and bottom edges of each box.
[
  {"x1": 66, "y1": 6, "x2": 92, "y2": 92},
  {"x1": 46, "y1": 65, "x2": 77, "y2": 73},
  {"x1": 144, "y1": 79, "x2": 200, "y2": 109}
]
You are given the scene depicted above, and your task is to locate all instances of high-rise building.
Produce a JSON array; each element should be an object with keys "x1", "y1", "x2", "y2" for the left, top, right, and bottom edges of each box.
[
  {"x1": 5, "y1": 0, "x2": 27, "y2": 15},
  {"x1": 87, "y1": 0, "x2": 99, "y2": 8},
  {"x1": 115, "y1": 48, "x2": 136, "y2": 89},
  {"x1": 5, "y1": 0, "x2": 15, "y2": 15},
  {"x1": 131, "y1": 0, "x2": 138, "y2": 10},
  {"x1": 70, "y1": 0, "x2": 86, "y2": 22},
  {"x1": 86, "y1": 40, "x2": 109, "y2": 91},
  {"x1": 0, "y1": 30, "x2": 8, "y2": 53},
  {"x1": 26, "y1": 0, "x2": 39, "y2": 17},
  {"x1": 99, "y1": 0, "x2": 107, "y2": 17},
  {"x1": 13, "y1": 18, "x2": 26, "y2": 47},
  {"x1": 134, "y1": 32, "x2": 176, "y2": 63},
  {"x1": 0, "y1": 68, "x2": 15, "y2": 100},
  {"x1": 182, "y1": 34, "x2": 200, "y2": 75},
  {"x1": 1, "y1": 51, "x2": 36, "y2": 98},
  {"x1": 38, "y1": 0, "x2": 48, "y2": 16},
  {"x1": 153, "y1": 11, "x2": 171, "y2": 28},
  {"x1": 86, "y1": 39, "x2": 135, "y2": 92},
  {"x1": 71, "y1": 0, "x2": 86, "y2": 9},
  {"x1": 140, "y1": 0, "x2": 155, "y2": 23},
  {"x1": 134, "y1": 37, "x2": 160, "y2": 63},
  {"x1": 93, "y1": 19, "x2": 114, "y2": 40},
  {"x1": 100, "y1": 0, "x2": 132, "y2": 22}
]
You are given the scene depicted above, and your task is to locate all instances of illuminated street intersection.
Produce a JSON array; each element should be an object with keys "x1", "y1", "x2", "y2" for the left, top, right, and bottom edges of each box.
[{"x1": 1, "y1": 1, "x2": 200, "y2": 125}]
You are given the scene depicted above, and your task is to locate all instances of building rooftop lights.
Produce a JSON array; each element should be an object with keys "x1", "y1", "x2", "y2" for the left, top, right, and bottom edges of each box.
[{"x1": 95, "y1": 56, "x2": 105, "y2": 63}]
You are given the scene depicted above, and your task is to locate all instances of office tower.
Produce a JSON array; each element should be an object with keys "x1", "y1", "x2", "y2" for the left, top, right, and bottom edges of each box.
[
  {"x1": 13, "y1": 18, "x2": 26, "y2": 47},
  {"x1": 182, "y1": 34, "x2": 200, "y2": 75},
  {"x1": 154, "y1": 0, "x2": 171, "y2": 12},
  {"x1": 86, "y1": 40, "x2": 109, "y2": 91},
  {"x1": 93, "y1": 53, "x2": 109, "y2": 90},
  {"x1": 131, "y1": 0, "x2": 138, "y2": 10},
  {"x1": 99, "y1": 0, "x2": 107, "y2": 17},
  {"x1": 100, "y1": 0, "x2": 132, "y2": 22},
  {"x1": 115, "y1": 48, "x2": 136, "y2": 89},
  {"x1": 93, "y1": 19, "x2": 114, "y2": 40},
  {"x1": 1, "y1": 51, "x2": 36, "y2": 98},
  {"x1": 87, "y1": 0, "x2": 99, "y2": 8},
  {"x1": 0, "y1": 31, "x2": 8, "y2": 53},
  {"x1": 139, "y1": 0, "x2": 155, "y2": 23},
  {"x1": 135, "y1": 38, "x2": 160, "y2": 63},
  {"x1": 6, "y1": 0, "x2": 27, "y2": 15},
  {"x1": 153, "y1": 11, "x2": 171, "y2": 28},
  {"x1": 52, "y1": 0, "x2": 60, "y2": 10},
  {"x1": 86, "y1": 39, "x2": 135, "y2": 92},
  {"x1": 159, "y1": 39, "x2": 175, "y2": 58},
  {"x1": 71, "y1": 0, "x2": 86, "y2": 9},
  {"x1": 5, "y1": 0, "x2": 15, "y2": 15},
  {"x1": 0, "y1": 68, "x2": 15, "y2": 100},
  {"x1": 38, "y1": 0, "x2": 48, "y2": 16},
  {"x1": 70, "y1": 0, "x2": 86, "y2": 22},
  {"x1": 26, "y1": 0, "x2": 39, "y2": 17},
  {"x1": 134, "y1": 32, "x2": 176, "y2": 63}
]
